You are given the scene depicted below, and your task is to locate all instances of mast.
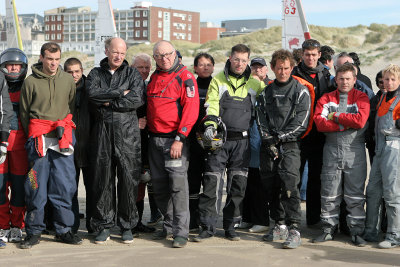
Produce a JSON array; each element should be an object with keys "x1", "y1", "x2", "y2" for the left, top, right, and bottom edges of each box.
[
  {"x1": 281, "y1": 0, "x2": 311, "y2": 51},
  {"x1": 94, "y1": 0, "x2": 117, "y2": 66},
  {"x1": 6, "y1": 0, "x2": 24, "y2": 50}
]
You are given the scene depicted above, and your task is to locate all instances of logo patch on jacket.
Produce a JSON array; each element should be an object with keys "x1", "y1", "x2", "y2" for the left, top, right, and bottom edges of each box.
[
  {"x1": 185, "y1": 79, "x2": 195, "y2": 98},
  {"x1": 28, "y1": 168, "x2": 38, "y2": 190}
]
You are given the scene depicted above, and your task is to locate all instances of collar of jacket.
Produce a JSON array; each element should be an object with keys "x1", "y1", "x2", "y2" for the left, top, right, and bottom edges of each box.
[
  {"x1": 274, "y1": 76, "x2": 293, "y2": 87},
  {"x1": 31, "y1": 62, "x2": 61, "y2": 79},
  {"x1": 155, "y1": 55, "x2": 180, "y2": 74},
  {"x1": 298, "y1": 61, "x2": 325, "y2": 75},
  {"x1": 76, "y1": 75, "x2": 86, "y2": 91},
  {"x1": 99, "y1": 58, "x2": 129, "y2": 71},
  {"x1": 223, "y1": 59, "x2": 251, "y2": 83}
]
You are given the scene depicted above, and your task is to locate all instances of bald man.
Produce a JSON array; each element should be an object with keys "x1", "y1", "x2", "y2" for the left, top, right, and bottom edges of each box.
[
  {"x1": 146, "y1": 40, "x2": 199, "y2": 248},
  {"x1": 86, "y1": 37, "x2": 145, "y2": 244}
]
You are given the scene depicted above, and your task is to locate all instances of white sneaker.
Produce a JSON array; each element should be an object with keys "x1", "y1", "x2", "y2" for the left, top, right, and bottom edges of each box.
[
  {"x1": 8, "y1": 227, "x2": 22, "y2": 242},
  {"x1": 249, "y1": 225, "x2": 269, "y2": 233},
  {"x1": 0, "y1": 229, "x2": 10, "y2": 242},
  {"x1": 237, "y1": 222, "x2": 253, "y2": 229}
]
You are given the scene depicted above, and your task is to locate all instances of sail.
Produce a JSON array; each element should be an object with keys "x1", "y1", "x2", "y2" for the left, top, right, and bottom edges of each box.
[
  {"x1": 282, "y1": 0, "x2": 311, "y2": 51},
  {"x1": 5, "y1": 0, "x2": 23, "y2": 50},
  {"x1": 94, "y1": 0, "x2": 117, "y2": 66}
]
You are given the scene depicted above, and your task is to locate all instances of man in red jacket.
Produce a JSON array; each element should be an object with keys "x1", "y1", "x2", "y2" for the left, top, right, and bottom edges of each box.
[
  {"x1": 146, "y1": 40, "x2": 199, "y2": 248},
  {"x1": 312, "y1": 63, "x2": 370, "y2": 246}
]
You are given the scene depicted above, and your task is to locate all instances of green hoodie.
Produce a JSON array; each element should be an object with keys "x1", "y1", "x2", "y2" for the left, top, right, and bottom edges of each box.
[{"x1": 19, "y1": 62, "x2": 76, "y2": 137}]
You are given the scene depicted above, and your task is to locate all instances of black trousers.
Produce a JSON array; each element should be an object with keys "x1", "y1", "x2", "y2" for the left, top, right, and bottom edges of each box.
[
  {"x1": 260, "y1": 142, "x2": 301, "y2": 227},
  {"x1": 300, "y1": 142, "x2": 323, "y2": 225},
  {"x1": 198, "y1": 138, "x2": 250, "y2": 234},
  {"x1": 242, "y1": 167, "x2": 269, "y2": 226},
  {"x1": 72, "y1": 165, "x2": 92, "y2": 232},
  {"x1": 187, "y1": 134, "x2": 206, "y2": 229}
]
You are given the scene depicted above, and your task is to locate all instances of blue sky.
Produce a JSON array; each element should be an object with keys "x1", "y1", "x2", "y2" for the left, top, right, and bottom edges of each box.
[{"x1": 7, "y1": 0, "x2": 400, "y2": 28}]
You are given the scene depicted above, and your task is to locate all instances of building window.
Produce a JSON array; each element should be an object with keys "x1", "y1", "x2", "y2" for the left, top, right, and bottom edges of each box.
[
  {"x1": 188, "y1": 34, "x2": 191, "y2": 40},
  {"x1": 135, "y1": 11, "x2": 140, "y2": 17},
  {"x1": 57, "y1": 34, "x2": 61, "y2": 40},
  {"x1": 51, "y1": 15, "x2": 55, "y2": 21},
  {"x1": 45, "y1": 25, "x2": 49, "y2": 31},
  {"x1": 91, "y1": 33, "x2": 95, "y2": 40},
  {"x1": 120, "y1": 22, "x2": 126, "y2": 29},
  {"x1": 84, "y1": 14, "x2": 90, "y2": 21},
  {"x1": 158, "y1": 21, "x2": 162, "y2": 28},
  {"x1": 128, "y1": 21, "x2": 133, "y2": 28},
  {"x1": 143, "y1": 20, "x2": 148, "y2": 27},
  {"x1": 143, "y1": 30, "x2": 147, "y2": 37},
  {"x1": 45, "y1": 34, "x2": 49, "y2": 40},
  {"x1": 71, "y1": 34, "x2": 76, "y2": 41},
  {"x1": 128, "y1": 11, "x2": 133, "y2": 18},
  {"x1": 135, "y1": 30, "x2": 140, "y2": 37},
  {"x1": 71, "y1": 25, "x2": 76, "y2": 32},
  {"x1": 57, "y1": 15, "x2": 61, "y2": 21},
  {"x1": 128, "y1": 31, "x2": 133, "y2": 38},
  {"x1": 84, "y1": 33, "x2": 89, "y2": 40},
  {"x1": 77, "y1": 15, "x2": 83, "y2": 21},
  {"x1": 78, "y1": 24, "x2": 83, "y2": 31},
  {"x1": 135, "y1": 21, "x2": 140, "y2": 27},
  {"x1": 91, "y1": 24, "x2": 95, "y2": 30},
  {"x1": 57, "y1": 24, "x2": 62, "y2": 31},
  {"x1": 120, "y1": 12, "x2": 126, "y2": 19},
  {"x1": 158, "y1": 31, "x2": 162, "y2": 38},
  {"x1": 143, "y1": 10, "x2": 148, "y2": 17},
  {"x1": 51, "y1": 25, "x2": 55, "y2": 31},
  {"x1": 45, "y1": 16, "x2": 49, "y2": 22},
  {"x1": 64, "y1": 25, "x2": 69, "y2": 31},
  {"x1": 71, "y1": 15, "x2": 76, "y2": 21},
  {"x1": 188, "y1": 15, "x2": 192, "y2": 21},
  {"x1": 84, "y1": 24, "x2": 90, "y2": 30},
  {"x1": 158, "y1": 11, "x2": 162, "y2": 18},
  {"x1": 51, "y1": 33, "x2": 55, "y2": 40},
  {"x1": 188, "y1": 24, "x2": 191, "y2": 31}
]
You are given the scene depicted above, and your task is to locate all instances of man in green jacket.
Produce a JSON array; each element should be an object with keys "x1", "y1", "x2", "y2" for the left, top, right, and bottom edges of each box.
[
  {"x1": 19, "y1": 42, "x2": 81, "y2": 249},
  {"x1": 194, "y1": 44, "x2": 263, "y2": 242}
]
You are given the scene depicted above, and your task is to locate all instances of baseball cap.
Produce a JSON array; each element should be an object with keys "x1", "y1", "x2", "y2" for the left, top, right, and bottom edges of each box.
[{"x1": 250, "y1": 57, "x2": 266, "y2": 66}]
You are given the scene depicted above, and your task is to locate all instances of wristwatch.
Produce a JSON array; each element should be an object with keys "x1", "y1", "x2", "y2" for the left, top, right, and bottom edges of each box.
[{"x1": 175, "y1": 133, "x2": 186, "y2": 142}]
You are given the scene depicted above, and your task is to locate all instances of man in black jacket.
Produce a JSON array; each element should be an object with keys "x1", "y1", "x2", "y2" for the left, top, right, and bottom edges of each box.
[
  {"x1": 86, "y1": 37, "x2": 145, "y2": 244},
  {"x1": 256, "y1": 49, "x2": 311, "y2": 249},
  {"x1": 291, "y1": 39, "x2": 332, "y2": 226},
  {"x1": 64, "y1": 58, "x2": 92, "y2": 234}
]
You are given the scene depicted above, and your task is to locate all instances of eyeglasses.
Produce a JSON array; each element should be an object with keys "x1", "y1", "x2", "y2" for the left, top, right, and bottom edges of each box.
[
  {"x1": 153, "y1": 51, "x2": 175, "y2": 59},
  {"x1": 231, "y1": 57, "x2": 248, "y2": 64}
]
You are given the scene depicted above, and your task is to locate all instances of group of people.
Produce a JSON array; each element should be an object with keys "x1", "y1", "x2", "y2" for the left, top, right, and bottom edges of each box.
[{"x1": 0, "y1": 37, "x2": 399, "y2": 251}]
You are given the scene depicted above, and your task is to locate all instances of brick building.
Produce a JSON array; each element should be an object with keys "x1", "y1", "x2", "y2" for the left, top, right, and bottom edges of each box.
[{"x1": 43, "y1": 2, "x2": 200, "y2": 54}]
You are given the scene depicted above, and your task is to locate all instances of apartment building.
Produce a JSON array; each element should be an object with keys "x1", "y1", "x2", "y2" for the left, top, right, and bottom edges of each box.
[{"x1": 43, "y1": 2, "x2": 200, "y2": 54}]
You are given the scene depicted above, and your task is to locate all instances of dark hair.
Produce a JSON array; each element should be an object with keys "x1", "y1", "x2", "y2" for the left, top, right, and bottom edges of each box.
[
  {"x1": 336, "y1": 62, "x2": 356, "y2": 77},
  {"x1": 301, "y1": 39, "x2": 321, "y2": 52},
  {"x1": 292, "y1": 48, "x2": 302, "y2": 65},
  {"x1": 40, "y1": 42, "x2": 61, "y2": 57},
  {"x1": 194, "y1": 53, "x2": 215, "y2": 67},
  {"x1": 375, "y1": 70, "x2": 383, "y2": 87},
  {"x1": 319, "y1": 45, "x2": 335, "y2": 64},
  {"x1": 231, "y1": 44, "x2": 250, "y2": 57},
  {"x1": 270, "y1": 49, "x2": 295, "y2": 68},
  {"x1": 349, "y1": 52, "x2": 361, "y2": 67},
  {"x1": 64, "y1": 57, "x2": 82, "y2": 70}
]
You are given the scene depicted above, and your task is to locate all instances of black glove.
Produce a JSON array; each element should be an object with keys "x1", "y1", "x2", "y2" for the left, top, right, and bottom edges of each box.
[
  {"x1": 262, "y1": 135, "x2": 280, "y2": 146},
  {"x1": 396, "y1": 119, "x2": 400, "y2": 129},
  {"x1": 266, "y1": 144, "x2": 279, "y2": 160}
]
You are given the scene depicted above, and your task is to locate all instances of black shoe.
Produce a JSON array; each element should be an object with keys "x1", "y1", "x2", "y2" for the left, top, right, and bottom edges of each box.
[
  {"x1": 56, "y1": 231, "x2": 82, "y2": 245},
  {"x1": 352, "y1": 235, "x2": 367, "y2": 247},
  {"x1": 147, "y1": 214, "x2": 163, "y2": 226},
  {"x1": 133, "y1": 222, "x2": 156, "y2": 233},
  {"x1": 172, "y1": 236, "x2": 187, "y2": 248},
  {"x1": 20, "y1": 234, "x2": 41, "y2": 249},
  {"x1": 312, "y1": 227, "x2": 336, "y2": 243},
  {"x1": 193, "y1": 230, "x2": 214, "y2": 242},
  {"x1": 152, "y1": 230, "x2": 172, "y2": 240},
  {"x1": 121, "y1": 229, "x2": 134, "y2": 244},
  {"x1": 225, "y1": 230, "x2": 240, "y2": 241},
  {"x1": 95, "y1": 229, "x2": 111, "y2": 244}
]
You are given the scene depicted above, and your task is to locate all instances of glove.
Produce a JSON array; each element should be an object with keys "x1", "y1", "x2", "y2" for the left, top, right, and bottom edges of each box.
[
  {"x1": 203, "y1": 126, "x2": 217, "y2": 141},
  {"x1": 262, "y1": 135, "x2": 280, "y2": 147},
  {"x1": 266, "y1": 144, "x2": 279, "y2": 160},
  {"x1": 0, "y1": 142, "x2": 8, "y2": 165},
  {"x1": 328, "y1": 112, "x2": 335, "y2": 121}
]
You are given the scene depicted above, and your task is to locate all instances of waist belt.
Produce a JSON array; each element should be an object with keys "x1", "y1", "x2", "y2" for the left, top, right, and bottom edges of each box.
[
  {"x1": 227, "y1": 131, "x2": 248, "y2": 140},
  {"x1": 149, "y1": 131, "x2": 177, "y2": 138}
]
